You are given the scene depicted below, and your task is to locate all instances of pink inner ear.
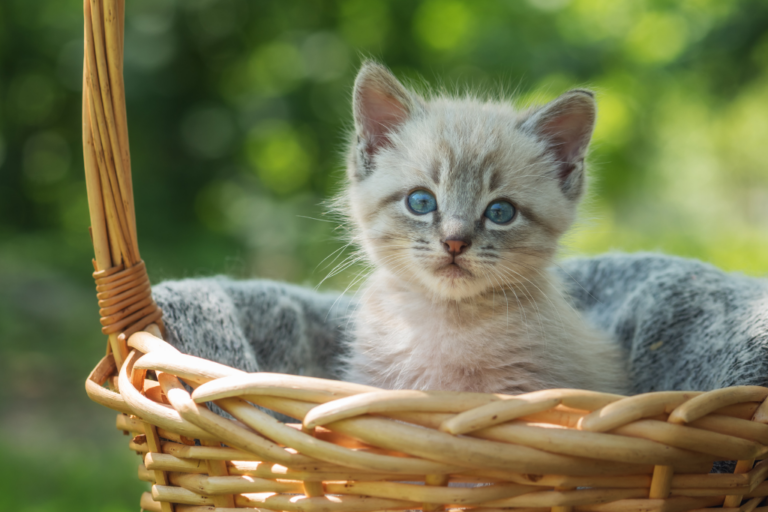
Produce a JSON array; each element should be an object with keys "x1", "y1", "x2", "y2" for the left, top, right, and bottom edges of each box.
[
  {"x1": 538, "y1": 106, "x2": 594, "y2": 165},
  {"x1": 358, "y1": 87, "x2": 409, "y2": 155}
]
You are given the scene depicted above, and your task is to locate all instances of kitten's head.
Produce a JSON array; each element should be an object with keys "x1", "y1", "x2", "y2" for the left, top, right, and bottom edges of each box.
[{"x1": 343, "y1": 62, "x2": 596, "y2": 301}]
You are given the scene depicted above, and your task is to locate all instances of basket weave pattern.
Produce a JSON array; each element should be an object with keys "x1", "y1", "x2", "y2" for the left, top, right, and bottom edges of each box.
[
  {"x1": 86, "y1": 330, "x2": 768, "y2": 512},
  {"x1": 81, "y1": 2, "x2": 768, "y2": 511}
]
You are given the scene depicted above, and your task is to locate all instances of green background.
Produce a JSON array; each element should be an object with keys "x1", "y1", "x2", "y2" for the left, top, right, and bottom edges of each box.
[{"x1": 1, "y1": 0, "x2": 767, "y2": 509}]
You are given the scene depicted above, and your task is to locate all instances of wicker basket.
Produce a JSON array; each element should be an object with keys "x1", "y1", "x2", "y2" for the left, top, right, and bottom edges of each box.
[{"x1": 82, "y1": 3, "x2": 768, "y2": 512}]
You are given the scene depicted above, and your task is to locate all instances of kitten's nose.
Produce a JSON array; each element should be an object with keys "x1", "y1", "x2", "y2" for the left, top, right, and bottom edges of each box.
[{"x1": 443, "y1": 238, "x2": 471, "y2": 256}]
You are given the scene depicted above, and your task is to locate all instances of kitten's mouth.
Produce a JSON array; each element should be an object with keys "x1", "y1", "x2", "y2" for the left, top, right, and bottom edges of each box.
[{"x1": 438, "y1": 262, "x2": 470, "y2": 279}]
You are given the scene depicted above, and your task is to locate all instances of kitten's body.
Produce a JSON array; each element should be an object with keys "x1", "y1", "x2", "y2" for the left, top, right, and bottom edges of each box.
[
  {"x1": 348, "y1": 270, "x2": 624, "y2": 393},
  {"x1": 341, "y1": 63, "x2": 627, "y2": 395}
]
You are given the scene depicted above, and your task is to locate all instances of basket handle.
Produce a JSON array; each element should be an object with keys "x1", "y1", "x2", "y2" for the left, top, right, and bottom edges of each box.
[{"x1": 82, "y1": 0, "x2": 162, "y2": 368}]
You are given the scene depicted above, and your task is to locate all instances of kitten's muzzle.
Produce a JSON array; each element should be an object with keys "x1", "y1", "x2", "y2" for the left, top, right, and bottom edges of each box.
[{"x1": 442, "y1": 237, "x2": 471, "y2": 256}]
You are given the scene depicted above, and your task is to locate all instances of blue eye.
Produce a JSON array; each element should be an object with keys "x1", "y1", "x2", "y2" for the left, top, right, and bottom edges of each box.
[
  {"x1": 484, "y1": 200, "x2": 516, "y2": 224},
  {"x1": 407, "y1": 190, "x2": 437, "y2": 215}
]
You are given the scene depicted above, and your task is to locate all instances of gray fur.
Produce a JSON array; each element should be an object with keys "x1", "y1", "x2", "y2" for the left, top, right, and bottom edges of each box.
[
  {"x1": 559, "y1": 253, "x2": 768, "y2": 393},
  {"x1": 152, "y1": 253, "x2": 768, "y2": 394},
  {"x1": 152, "y1": 277, "x2": 353, "y2": 379}
]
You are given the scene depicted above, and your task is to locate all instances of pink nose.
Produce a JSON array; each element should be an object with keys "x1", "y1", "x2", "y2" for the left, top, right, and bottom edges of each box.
[{"x1": 443, "y1": 239, "x2": 470, "y2": 255}]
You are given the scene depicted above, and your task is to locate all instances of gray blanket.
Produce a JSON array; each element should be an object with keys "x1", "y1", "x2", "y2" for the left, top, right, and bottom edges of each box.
[{"x1": 153, "y1": 253, "x2": 768, "y2": 394}]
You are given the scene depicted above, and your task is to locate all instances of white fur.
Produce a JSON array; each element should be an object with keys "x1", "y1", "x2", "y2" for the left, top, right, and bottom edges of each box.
[{"x1": 347, "y1": 270, "x2": 626, "y2": 393}]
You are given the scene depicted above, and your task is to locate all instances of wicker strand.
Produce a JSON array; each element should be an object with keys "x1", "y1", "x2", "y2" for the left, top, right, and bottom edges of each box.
[
  {"x1": 92, "y1": 261, "x2": 162, "y2": 337},
  {"x1": 144, "y1": 422, "x2": 174, "y2": 512},
  {"x1": 201, "y1": 440, "x2": 236, "y2": 508},
  {"x1": 724, "y1": 460, "x2": 757, "y2": 507},
  {"x1": 83, "y1": 0, "x2": 156, "y2": 369}
]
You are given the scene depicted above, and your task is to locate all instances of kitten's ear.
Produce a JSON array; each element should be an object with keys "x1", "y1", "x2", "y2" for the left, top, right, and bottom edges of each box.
[
  {"x1": 522, "y1": 90, "x2": 597, "y2": 200},
  {"x1": 353, "y1": 62, "x2": 420, "y2": 160}
]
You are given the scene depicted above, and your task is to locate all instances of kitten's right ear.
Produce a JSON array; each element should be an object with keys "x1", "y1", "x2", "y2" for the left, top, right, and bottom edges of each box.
[
  {"x1": 521, "y1": 89, "x2": 597, "y2": 200},
  {"x1": 353, "y1": 62, "x2": 420, "y2": 163}
]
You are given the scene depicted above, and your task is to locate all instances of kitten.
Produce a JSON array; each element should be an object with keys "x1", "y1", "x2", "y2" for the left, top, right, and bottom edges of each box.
[{"x1": 339, "y1": 62, "x2": 627, "y2": 395}]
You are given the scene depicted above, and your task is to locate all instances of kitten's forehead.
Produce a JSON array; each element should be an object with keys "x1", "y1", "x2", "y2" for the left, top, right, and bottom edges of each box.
[{"x1": 404, "y1": 99, "x2": 542, "y2": 209}]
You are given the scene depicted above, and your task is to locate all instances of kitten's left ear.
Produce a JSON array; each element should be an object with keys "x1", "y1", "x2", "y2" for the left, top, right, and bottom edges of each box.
[
  {"x1": 522, "y1": 90, "x2": 597, "y2": 200},
  {"x1": 353, "y1": 62, "x2": 423, "y2": 162}
]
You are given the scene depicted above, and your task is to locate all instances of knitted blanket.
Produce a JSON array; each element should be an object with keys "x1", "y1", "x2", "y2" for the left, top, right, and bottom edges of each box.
[{"x1": 153, "y1": 253, "x2": 768, "y2": 394}]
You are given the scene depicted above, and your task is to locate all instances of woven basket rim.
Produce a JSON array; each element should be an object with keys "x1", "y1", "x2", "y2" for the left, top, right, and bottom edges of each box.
[{"x1": 85, "y1": 330, "x2": 768, "y2": 511}]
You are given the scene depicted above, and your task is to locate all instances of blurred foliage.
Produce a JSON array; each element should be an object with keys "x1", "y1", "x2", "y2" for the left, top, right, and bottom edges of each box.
[{"x1": 1, "y1": 0, "x2": 768, "y2": 510}]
